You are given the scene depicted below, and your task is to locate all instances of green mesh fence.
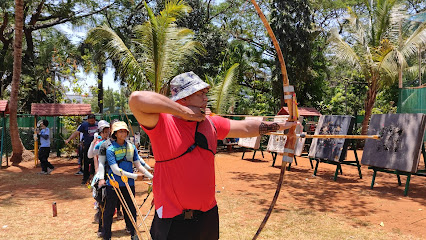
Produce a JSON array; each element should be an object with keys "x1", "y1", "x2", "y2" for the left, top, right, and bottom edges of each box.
[
  {"x1": 397, "y1": 87, "x2": 426, "y2": 141},
  {"x1": 0, "y1": 112, "x2": 169, "y2": 167},
  {"x1": 1, "y1": 115, "x2": 67, "y2": 167},
  {"x1": 1, "y1": 115, "x2": 37, "y2": 166}
]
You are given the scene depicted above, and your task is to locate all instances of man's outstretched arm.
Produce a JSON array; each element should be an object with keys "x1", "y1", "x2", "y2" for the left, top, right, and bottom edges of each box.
[
  {"x1": 65, "y1": 130, "x2": 80, "y2": 144},
  {"x1": 129, "y1": 91, "x2": 206, "y2": 128},
  {"x1": 226, "y1": 120, "x2": 297, "y2": 138}
]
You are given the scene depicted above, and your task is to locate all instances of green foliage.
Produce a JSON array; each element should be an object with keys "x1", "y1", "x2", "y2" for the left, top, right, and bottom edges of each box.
[
  {"x1": 319, "y1": 68, "x2": 368, "y2": 115},
  {"x1": 0, "y1": 0, "x2": 110, "y2": 113},
  {"x1": 225, "y1": 40, "x2": 279, "y2": 115},
  {"x1": 96, "y1": 88, "x2": 130, "y2": 114},
  {"x1": 371, "y1": 83, "x2": 399, "y2": 114},
  {"x1": 271, "y1": 0, "x2": 327, "y2": 108},
  {"x1": 61, "y1": 116, "x2": 84, "y2": 155},
  {"x1": 3, "y1": 0, "x2": 420, "y2": 119},
  {"x1": 208, "y1": 63, "x2": 239, "y2": 114},
  {"x1": 87, "y1": 0, "x2": 205, "y2": 93},
  {"x1": 326, "y1": 0, "x2": 426, "y2": 134}
]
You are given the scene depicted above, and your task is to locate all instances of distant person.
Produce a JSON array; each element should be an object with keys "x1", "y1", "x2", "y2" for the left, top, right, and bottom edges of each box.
[
  {"x1": 96, "y1": 119, "x2": 125, "y2": 225},
  {"x1": 65, "y1": 114, "x2": 98, "y2": 185},
  {"x1": 36, "y1": 119, "x2": 54, "y2": 174},
  {"x1": 87, "y1": 120, "x2": 110, "y2": 238}
]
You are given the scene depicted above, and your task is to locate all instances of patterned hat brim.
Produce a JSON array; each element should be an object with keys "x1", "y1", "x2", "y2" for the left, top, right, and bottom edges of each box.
[{"x1": 170, "y1": 82, "x2": 210, "y2": 101}]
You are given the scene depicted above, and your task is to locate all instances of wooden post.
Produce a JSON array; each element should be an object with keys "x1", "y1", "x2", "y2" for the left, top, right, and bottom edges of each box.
[
  {"x1": 34, "y1": 116, "x2": 38, "y2": 167},
  {"x1": 0, "y1": 113, "x2": 4, "y2": 167},
  {"x1": 56, "y1": 116, "x2": 61, "y2": 157}
]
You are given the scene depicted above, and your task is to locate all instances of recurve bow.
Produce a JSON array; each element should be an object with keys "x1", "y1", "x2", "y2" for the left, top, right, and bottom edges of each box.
[{"x1": 249, "y1": 1, "x2": 299, "y2": 239}]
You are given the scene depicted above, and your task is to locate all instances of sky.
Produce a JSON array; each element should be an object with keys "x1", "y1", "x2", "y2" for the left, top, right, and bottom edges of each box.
[{"x1": 77, "y1": 65, "x2": 121, "y2": 93}]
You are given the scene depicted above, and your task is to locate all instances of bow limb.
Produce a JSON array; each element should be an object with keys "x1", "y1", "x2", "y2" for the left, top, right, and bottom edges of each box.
[{"x1": 250, "y1": 0, "x2": 299, "y2": 239}]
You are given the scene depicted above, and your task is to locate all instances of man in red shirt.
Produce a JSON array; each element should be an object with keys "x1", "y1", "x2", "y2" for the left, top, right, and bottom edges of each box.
[{"x1": 129, "y1": 72, "x2": 296, "y2": 240}]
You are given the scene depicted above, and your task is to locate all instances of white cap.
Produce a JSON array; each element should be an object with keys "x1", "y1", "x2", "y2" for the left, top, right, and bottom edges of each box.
[{"x1": 98, "y1": 120, "x2": 110, "y2": 132}]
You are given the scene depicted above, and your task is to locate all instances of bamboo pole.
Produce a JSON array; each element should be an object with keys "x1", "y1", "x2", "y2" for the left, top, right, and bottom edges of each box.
[
  {"x1": 120, "y1": 173, "x2": 151, "y2": 240},
  {"x1": 108, "y1": 174, "x2": 143, "y2": 240},
  {"x1": 34, "y1": 116, "x2": 38, "y2": 167}
]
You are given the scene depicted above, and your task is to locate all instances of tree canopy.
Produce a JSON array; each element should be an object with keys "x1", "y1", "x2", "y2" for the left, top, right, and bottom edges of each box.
[{"x1": 1, "y1": 0, "x2": 423, "y2": 120}]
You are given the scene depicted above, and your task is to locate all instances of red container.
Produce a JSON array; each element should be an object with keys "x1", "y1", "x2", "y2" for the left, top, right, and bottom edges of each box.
[{"x1": 52, "y1": 202, "x2": 57, "y2": 217}]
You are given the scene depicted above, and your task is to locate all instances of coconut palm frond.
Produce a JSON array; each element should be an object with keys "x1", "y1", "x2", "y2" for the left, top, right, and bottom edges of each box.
[
  {"x1": 162, "y1": 0, "x2": 192, "y2": 21},
  {"x1": 204, "y1": 75, "x2": 216, "y2": 88},
  {"x1": 374, "y1": 0, "x2": 396, "y2": 43},
  {"x1": 162, "y1": 27, "x2": 205, "y2": 85},
  {"x1": 144, "y1": 1, "x2": 159, "y2": 29},
  {"x1": 327, "y1": 28, "x2": 361, "y2": 69},
  {"x1": 399, "y1": 23, "x2": 426, "y2": 58},
  {"x1": 87, "y1": 25, "x2": 146, "y2": 88},
  {"x1": 404, "y1": 65, "x2": 423, "y2": 77},
  {"x1": 132, "y1": 1, "x2": 202, "y2": 92},
  {"x1": 379, "y1": 49, "x2": 399, "y2": 79},
  {"x1": 387, "y1": 4, "x2": 406, "y2": 44},
  {"x1": 87, "y1": 0, "x2": 202, "y2": 93},
  {"x1": 211, "y1": 63, "x2": 239, "y2": 114}
]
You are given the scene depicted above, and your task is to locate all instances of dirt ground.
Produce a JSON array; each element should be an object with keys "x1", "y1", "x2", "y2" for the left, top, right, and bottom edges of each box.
[{"x1": 0, "y1": 148, "x2": 425, "y2": 240}]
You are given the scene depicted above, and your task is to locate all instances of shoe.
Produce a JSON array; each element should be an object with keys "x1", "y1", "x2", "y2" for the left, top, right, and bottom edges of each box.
[
  {"x1": 125, "y1": 227, "x2": 131, "y2": 234},
  {"x1": 97, "y1": 231, "x2": 104, "y2": 238},
  {"x1": 81, "y1": 180, "x2": 87, "y2": 185},
  {"x1": 94, "y1": 211, "x2": 100, "y2": 224},
  {"x1": 117, "y1": 210, "x2": 124, "y2": 220},
  {"x1": 75, "y1": 170, "x2": 83, "y2": 175},
  {"x1": 37, "y1": 171, "x2": 48, "y2": 175},
  {"x1": 47, "y1": 167, "x2": 54, "y2": 174}
]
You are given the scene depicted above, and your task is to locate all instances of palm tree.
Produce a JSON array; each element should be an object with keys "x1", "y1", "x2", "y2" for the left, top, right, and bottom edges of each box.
[
  {"x1": 207, "y1": 63, "x2": 239, "y2": 114},
  {"x1": 78, "y1": 42, "x2": 108, "y2": 113},
  {"x1": 86, "y1": 0, "x2": 205, "y2": 93},
  {"x1": 327, "y1": 1, "x2": 426, "y2": 135},
  {"x1": 9, "y1": 0, "x2": 25, "y2": 163}
]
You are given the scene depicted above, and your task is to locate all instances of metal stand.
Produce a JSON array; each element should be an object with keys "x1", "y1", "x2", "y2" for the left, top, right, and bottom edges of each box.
[
  {"x1": 369, "y1": 143, "x2": 426, "y2": 196},
  {"x1": 241, "y1": 147, "x2": 264, "y2": 160},
  {"x1": 312, "y1": 141, "x2": 362, "y2": 181}
]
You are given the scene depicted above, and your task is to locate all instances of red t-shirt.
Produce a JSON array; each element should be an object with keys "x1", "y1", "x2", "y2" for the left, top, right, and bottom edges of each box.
[{"x1": 141, "y1": 113, "x2": 230, "y2": 218}]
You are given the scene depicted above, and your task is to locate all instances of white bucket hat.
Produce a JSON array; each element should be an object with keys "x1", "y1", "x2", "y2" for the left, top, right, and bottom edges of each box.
[
  {"x1": 111, "y1": 121, "x2": 129, "y2": 136},
  {"x1": 170, "y1": 72, "x2": 210, "y2": 101}
]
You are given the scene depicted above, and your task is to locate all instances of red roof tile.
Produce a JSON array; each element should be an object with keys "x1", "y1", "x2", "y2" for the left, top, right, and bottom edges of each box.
[
  {"x1": 278, "y1": 107, "x2": 321, "y2": 117},
  {"x1": 0, "y1": 100, "x2": 9, "y2": 113},
  {"x1": 31, "y1": 103, "x2": 92, "y2": 116}
]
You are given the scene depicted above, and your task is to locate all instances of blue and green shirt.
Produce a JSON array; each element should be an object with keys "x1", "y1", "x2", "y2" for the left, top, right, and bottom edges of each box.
[{"x1": 106, "y1": 141, "x2": 138, "y2": 187}]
